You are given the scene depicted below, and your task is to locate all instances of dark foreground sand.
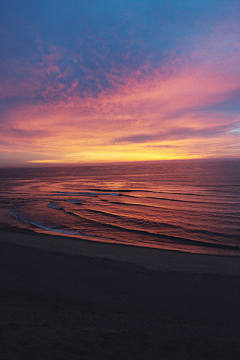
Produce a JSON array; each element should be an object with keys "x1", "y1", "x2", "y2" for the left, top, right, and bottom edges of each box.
[{"x1": 0, "y1": 229, "x2": 240, "y2": 359}]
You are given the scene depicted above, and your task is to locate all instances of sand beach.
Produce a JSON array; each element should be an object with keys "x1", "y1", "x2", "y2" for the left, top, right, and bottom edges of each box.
[
  {"x1": 2, "y1": 0, "x2": 240, "y2": 356},
  {"x1": 0, "y1": 228, "x2": 240, "y2": 359}
]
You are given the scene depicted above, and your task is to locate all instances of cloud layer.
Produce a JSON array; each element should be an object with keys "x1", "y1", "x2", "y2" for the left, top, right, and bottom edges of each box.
[{"x1": 1, "y1": 0, "x2": 240, "y2": 165}]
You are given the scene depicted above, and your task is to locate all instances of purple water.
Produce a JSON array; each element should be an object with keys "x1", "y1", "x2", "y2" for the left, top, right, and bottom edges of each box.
[{"x1": 0, "y1": 159, "x2": 240, "y2": 255}]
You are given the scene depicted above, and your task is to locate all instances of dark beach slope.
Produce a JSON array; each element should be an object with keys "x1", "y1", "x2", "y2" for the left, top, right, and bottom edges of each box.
[{"x1": 0, "y1": 229, "x2": 240, "y2": 359}]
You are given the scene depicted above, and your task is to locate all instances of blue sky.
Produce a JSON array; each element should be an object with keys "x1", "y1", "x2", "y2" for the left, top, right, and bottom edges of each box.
[{"x1": 1, "y1": 0, "x2": 240, "y2": 165}]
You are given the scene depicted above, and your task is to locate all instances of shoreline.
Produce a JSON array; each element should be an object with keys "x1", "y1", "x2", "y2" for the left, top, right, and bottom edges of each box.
[
  {"x1": 1, "y1": 228, "x2": 240, "y2": 359},
  {"x1": 0, "y1": 228, "x2": 240, "y2": 276}
]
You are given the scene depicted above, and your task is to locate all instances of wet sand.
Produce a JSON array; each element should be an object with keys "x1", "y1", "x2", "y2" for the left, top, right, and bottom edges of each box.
[{"x1": 0, "y1": 229, "x2": 240, "y2": 359}]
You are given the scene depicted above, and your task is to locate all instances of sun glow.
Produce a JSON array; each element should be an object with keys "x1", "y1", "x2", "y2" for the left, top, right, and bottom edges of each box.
[{"x1": 1, "y1": 17, "x2": 240, "y2": 166}]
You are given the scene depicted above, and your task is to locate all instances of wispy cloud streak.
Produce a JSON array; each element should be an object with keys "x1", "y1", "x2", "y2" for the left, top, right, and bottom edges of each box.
[{"x1": 0, "y1": 0, "x2": 240, "y2": 165}]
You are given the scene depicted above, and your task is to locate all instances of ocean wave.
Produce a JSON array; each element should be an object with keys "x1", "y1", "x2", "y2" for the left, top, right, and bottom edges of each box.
[
  {"x1": 89, "y1": 188, "x2": 132, "y2": 193},
  {"x1": 8, "y1": 209, "x2": 101, "y2": 238},
  {"x1": 56, "y1": 191, "x2": 120, "y2": 196},
  {"x1": 99, "y1": 200, "x2": 240, "y2": 217},
  {"x1": 191, "y1": 227, "x2": 240, "y2": 239},
  {"x1": 47, "y1": 201, "x2": 64, "y2": 210},
  {"x1": 82, "y1": 207, "x2": 180, "y2": 229},
  {"x1": 45, "y1": 203, "x2": 182, "y2": 233},
  {"x1": 8, "y1": 203, "x2": 240, "y2": 252},
  {"x1": 46, "y1": 206, "x2": 240, "y2": 250},
  {"x1": 88, "y1": 187, "x2": 236, "y2": 199},
  {"x1": 47, "y1": 201, "x2": 80, "y2": 217},
  {"x1": 47, "y1": 189, "x2": 238, "y2": 206},
  {"x1": 9, "y1": 209, "x2": 73, "y2": 234},
  {"x1": 66, "y1": 200, "x2": 83, "y2": 205},
  {"x1": 45, "y1": 201, "x2": 240, "y2": 242},
  {"x1": 48, "y1": 192, "x2": 97, "y2": 197},
  {"x1": 9, "y1": 208, "x2": 240, "y2": 252},
  {"x1": 122, "y1": 193, "x2": 238, "y2": 205}
]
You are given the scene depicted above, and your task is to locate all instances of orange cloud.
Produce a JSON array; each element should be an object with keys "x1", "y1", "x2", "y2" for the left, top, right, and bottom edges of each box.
[{"x1": 1, "y1": 47, "x2": 240, "y2": 165}]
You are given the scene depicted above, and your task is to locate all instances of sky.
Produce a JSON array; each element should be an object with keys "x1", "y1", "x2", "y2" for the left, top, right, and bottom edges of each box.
[{"x1": 1, "y1": 0, "x2": 240, "y2": 166}]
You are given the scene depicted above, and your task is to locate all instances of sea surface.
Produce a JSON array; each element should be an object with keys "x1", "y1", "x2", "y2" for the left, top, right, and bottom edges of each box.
[{"x1": 0, "y1": 160, "x2": 240, "y2": 255}]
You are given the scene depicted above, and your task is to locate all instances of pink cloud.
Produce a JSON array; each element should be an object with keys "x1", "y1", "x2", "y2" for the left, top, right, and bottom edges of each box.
[{"x1": 1, "y1": 26, "x2": 240, "y2": 164}]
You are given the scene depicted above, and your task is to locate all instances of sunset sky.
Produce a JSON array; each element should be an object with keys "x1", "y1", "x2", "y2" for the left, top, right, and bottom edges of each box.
[{"x1": 1, "y1": 0, "x2": 240, "y2": 166}]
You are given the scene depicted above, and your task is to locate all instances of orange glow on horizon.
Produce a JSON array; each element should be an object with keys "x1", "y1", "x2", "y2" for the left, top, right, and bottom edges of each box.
[{"x1": 1, "y1": 58, "x2": 240, "y2": 166}]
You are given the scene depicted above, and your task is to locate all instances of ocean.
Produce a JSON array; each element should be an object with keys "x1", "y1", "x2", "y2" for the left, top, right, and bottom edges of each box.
[{"x1": 0, "y1": 159, "x2": 240, "y2": 256}]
